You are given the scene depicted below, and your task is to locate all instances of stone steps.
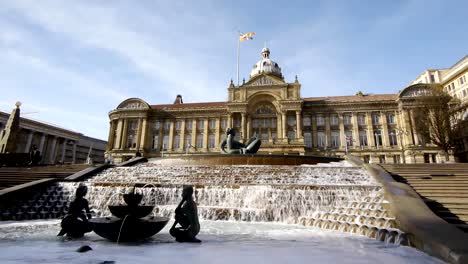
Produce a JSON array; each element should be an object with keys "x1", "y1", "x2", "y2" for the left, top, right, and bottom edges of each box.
[{"x1": 381, "y1": 163, "x2": 468, "y2": 233}]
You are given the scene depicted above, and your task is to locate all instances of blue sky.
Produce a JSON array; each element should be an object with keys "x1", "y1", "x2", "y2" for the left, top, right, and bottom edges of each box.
[{"x1": 1, "y1": 0, "x2": 467, "y2": 140}]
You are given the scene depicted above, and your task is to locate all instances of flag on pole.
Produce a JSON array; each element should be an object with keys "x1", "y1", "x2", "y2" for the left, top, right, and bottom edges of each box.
[{"x1": 239, "y1": 32, "x2": 255, "y2": 42}]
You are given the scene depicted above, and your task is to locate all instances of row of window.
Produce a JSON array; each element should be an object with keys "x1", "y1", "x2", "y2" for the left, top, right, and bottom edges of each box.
[
  {"x1": 154, "y1": 119, "x2": 228, "y2": 131},
  {"x1": 303, "y1": 130, "x2": 399, "y2": 148},
  {"x1": 152, "y1": 133, "x2": 218, "y2": 150},
  {"x1": 445, "y1": 74, "x2": 467, "y2": 93},
  {"x1": 304, "y1": 113, "x2": 396, "y2": 127}
]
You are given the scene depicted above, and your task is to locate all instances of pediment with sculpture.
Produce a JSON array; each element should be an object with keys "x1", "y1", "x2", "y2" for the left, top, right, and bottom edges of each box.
[
  {"x1": 244, "y1": 74, "x2": 285, "y2": 87},
  {"x1": 399, "y1": 84, "x2": 436, "y2": 98},
  {"x1": 116, "y1": 98, "x2": 151, "y2": 110}
]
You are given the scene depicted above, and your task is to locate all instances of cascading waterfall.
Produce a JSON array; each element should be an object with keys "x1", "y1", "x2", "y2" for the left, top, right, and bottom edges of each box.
[{"x1": 53, "y1": 161, "x2": 407, "y2": 245}]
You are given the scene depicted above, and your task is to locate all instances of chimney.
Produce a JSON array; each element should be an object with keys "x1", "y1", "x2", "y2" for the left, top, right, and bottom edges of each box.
[{"x1": 174, "y1": 94, "x2": 183, "y2": 104}]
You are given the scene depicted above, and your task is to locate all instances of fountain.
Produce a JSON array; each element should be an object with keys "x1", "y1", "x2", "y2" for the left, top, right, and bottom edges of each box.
[
  {"x1": 0, "y1": 157, "x2": 446, "y2": 263},
  {"x1": 89, "y1": 187, "x2": 169, "y2": 242}
]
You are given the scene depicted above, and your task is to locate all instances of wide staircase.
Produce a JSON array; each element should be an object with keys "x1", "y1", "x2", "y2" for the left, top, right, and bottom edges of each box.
[
  {"x1": 381, "y1": 163, "x2": 468, "y2": 233},
  {"x1": 0, "y1": 165, "x2": 90, "y2": 190}
]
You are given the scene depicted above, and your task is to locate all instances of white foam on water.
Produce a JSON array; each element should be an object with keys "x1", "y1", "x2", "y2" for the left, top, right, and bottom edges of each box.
[{"x1": 0, "y1": 220, "x2": 445, "y2": 264}]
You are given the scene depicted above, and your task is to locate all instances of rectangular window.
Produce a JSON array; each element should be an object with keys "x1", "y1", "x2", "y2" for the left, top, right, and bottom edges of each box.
[
  {"x1": 372, "y1": 113, "x2": 380, "y2": 125},
  {"x1": 430, "y1": 74, "x2": 435, "y2": 83},
  {"x1": 316, "y1": 116, "x2": 325, "y2": 126},
  {"x1": 271, "y1": 132, "x2": 277, "y2": 140},
  {"x1": 303, "y1": 116, "x2": 311, "y2": 126},
  {"x1": 287, "y1": 115, "x2": 296, "y2": 126},
  {"x1": 196, "y1": 133, "x2": 203, "y2": 149},
  {"x1": 197, "y1": 120, "x2": 205, "y2": 130},
  {"x1": 221, "y1": 119, "x2": 227, "y2": 130},
  {"x1": 152, "y1": 135, "x2": 159, "y2": 149},
  {"x1": 261, "y1": 118, "x2": 269, "y2": 128},
  {"x1": 234, "y1": 117, "x2": 241, "y2": 128},
  {"x1": 386, "y1": 113, "x2": 396, "y2": 124},
  {"x1": 154, "y1": 121, "x2": 161, "y2": 130},
  {"x1": 357, "y1": 114, "x2": 366, "y2": 126},
  {"x1": 287, "y1": 130, "x2": 296, "y2": 140},
  {"x1": 271, "y1": 118, "x2": 277, "y2": 128},
  {"x1": 253, "y1": 119, "x2": 259, "y2": 128},
  {"x1": 164, "y1": 121, "x2": 171, "y2": 130},
  {"x1": 162, "y1": 135, "x2": 169, "y2": 150},
  {"x1": 389, "y1": 130, "x2": 398, "y2": 146},
  {"x1": 208, "y1": 134, "x2": 215, "y2": 149},
  {"x1": 359, "y1": 131, "x2": 368, "y2": 146},
  {"x1": 343, "y1": 114, "x2": 352, "y2": 126},
  {"x1": 304, "y1": 132, "x2": 312, "y2": 148},
  {"x1": 330, "y1": 115, "x2": 339, "y2": 126},
  {"x1": 184, "y1": 134, "x2": 192, "y2": 150},
  {"x1": 186, "y1": 119, "x2": 192, "y2": 130},
  {"x1": 317, "y1": 132, "x2": 325, "y2": 147},
  {"x1": 460, "y1": 76, "x2": 465, "y2": 85},
  {"x1": 331, "y1": 132, "x2": 339, "y2": 148},
  {"x1": 345, "y1": 131, "x2": 353, "y2": 146},
  {"x1": 209, "y1": 119, "x2": 216, "y2": 129},
  {"x1": 174, "y1": 135, "x2": 180, "y2": 149},
  {"x1": 175, "y1": 120, "x2": 182, "y2": 130},
  {"x1": 374, "y1": 130, "x2": 382, "y2": 147}
]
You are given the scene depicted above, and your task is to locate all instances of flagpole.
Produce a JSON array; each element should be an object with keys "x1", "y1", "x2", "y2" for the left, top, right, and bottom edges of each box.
[{"x1": 237, "y1": 31, "x2": 240, "y2": 86}]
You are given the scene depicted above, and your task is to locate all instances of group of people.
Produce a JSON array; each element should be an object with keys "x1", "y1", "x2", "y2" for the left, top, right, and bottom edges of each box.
[{"x1": 59, "y1": 185, "x2": 201, "y2": 243}]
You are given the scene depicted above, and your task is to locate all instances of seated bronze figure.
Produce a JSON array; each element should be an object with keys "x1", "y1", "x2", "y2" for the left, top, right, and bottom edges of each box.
[
  {"x1": 170, "y1": 186, "x2": 201, "y2": 243},
  {"x1": 220, "y1": 128, "x2": 261, "y2": 154}
]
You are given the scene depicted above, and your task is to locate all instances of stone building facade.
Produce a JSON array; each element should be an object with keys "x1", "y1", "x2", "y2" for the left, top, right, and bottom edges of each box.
[
  {"x1": 107, "y1": 48, "x2": 459, "y2": 164},
  {"x1": 0, "y1": 110, "x2": 107, "y2": 164}
]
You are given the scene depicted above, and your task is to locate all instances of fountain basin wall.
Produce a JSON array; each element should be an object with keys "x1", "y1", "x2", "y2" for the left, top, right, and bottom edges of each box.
[{"x1": 148, "y1": 154, "x2": 342, "y2": 166}]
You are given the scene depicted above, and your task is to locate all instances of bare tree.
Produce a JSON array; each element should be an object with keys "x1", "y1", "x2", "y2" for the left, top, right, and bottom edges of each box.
[{"x1": 412, "y1": 84, "x2": 461, "y2": 161}]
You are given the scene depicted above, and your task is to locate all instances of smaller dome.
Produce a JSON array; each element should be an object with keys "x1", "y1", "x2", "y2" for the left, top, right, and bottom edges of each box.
[{"x1": 250, "y1": 48, "x2": 282, "y2": 79}]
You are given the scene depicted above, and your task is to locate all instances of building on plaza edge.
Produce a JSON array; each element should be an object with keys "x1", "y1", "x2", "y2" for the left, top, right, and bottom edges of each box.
[
  {"x1": 106, "y1": 48, "x2": 466, "y2": 164},
  {"x1": 0, "y1": 110, "x2": 107, "y2": 164}
]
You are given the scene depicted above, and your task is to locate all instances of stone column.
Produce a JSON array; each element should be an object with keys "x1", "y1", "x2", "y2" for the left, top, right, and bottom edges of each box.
[
  {"x1": 276, "y1": 114, "x2": 282, "y2": 139},
  {"x1": 61, "y1": 139, "x2": 67, "y2": 162},
  {"x1": 139, "y1": 119, "x2": 148, "y2": 151},
  {"x1": 121, "y1": 119, "x2": 128, "y2": 149},
  {"x1": 203, "y1": 119, "x2": 209, "y2": 150},
  {"x1": 366, "y1": 112, "x2": 375, "y2": 147},
  {"x1": 281, "y1": 112, "x2": 287, "y2": 141},
  {"x1": 215, "y1": 118, "x2": 221, "y2": 150},
  {"x1": 38, "y1": 133, "x2": 46, "y2": 154},
  {"x1": 380, "y1": 112, "x2": 389, "y2": 147},
  {"x1": 24, "y1": 130, "x2": 34, "y2": 152},
  {"x1": 114, "y1": 119, "x2": 123, "y2": 149},
  {"x1": 325, "y1": 114, "x2": 331, "y2": 148},
  {"x1": 402, "y1": 110, "x2": 414, "y2": 146},
  {"x1": 180, "y1": 119, "x2": 186, "y2": 150},
  {"x1": 136, "y1": 118, "x2": 143, "y2": 150},
  {"x1": 247, "y1": 115, "x2": 251, "y2": 140},
  {"x1": 339, "y1": 113, "x2": 346, "y2": 148},
  {"x1": 72, "y1": 142, "x2": 77, "y2": 164},
  {"x1": 296, "y1": 110, "x2": 302, "y2": 140},
  {"x1": 191, "y1": 119, "x2": 197, "y2": 149},
  {"x1": 352, "y1": 113, "x2": 360, "y2": 147},
  {"x1": 107, "y1": 120, "x2": 116, "y2": 151},
  {"x1": 241, "y1": 113, "x2": 246, "y2": 141},
  {"x1": 168, "y1": 120, "x2": 175, "y2": 151},
  {"x1": 311, "y1": 115, "x2": 318, "y2": 148},
  {"x1": 409, "y1": 110, "x2": 419, "y2": 145},
  {"x1": 227, "y1": 114, "x2": 232, "y2": 128},
  {"x1": 48, "y1": 136, "x2": 57, "y2": 164}
]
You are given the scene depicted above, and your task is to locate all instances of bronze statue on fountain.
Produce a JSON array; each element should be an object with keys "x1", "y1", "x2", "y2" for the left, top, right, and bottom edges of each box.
[
  {"x1": 220, "y1": 128, "x2": 261, "y2": 154},
  {"x1": 90, "y1": 187, "x2": 169, "y2": 242},
  {"x1": 58, "y1": 185, "x2": 93, "y2": 238},
  {"x1": 170, "y1": 185, "x2": 201, "y2": 243}
]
